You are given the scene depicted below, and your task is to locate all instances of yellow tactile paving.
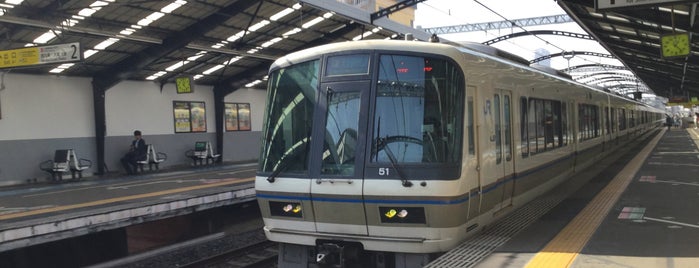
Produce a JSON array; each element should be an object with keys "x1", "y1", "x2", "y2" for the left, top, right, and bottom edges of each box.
[
  {"x1": 0, "y1": 177, "x2": 253, "y2": 221},
  {"x1": 525, "y1": 130, "x2": 664, "y2": 268}
]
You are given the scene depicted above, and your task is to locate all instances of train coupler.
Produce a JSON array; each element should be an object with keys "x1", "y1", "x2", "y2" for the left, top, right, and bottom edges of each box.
[{"x1": 315, "y1": 241, "x2": 363, "y2": 268}]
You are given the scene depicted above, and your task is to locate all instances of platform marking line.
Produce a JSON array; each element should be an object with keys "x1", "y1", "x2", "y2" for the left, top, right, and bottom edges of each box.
[
  {"x1": 525, "y1": 130, "x2": 663, "y2": 268},
  {"x1": 0, "y1": 177, "x2": 254, "y2": 221},
  {"x1": 640, "y1": 178, "x2": 699, "y2": 187},
  {"x1": 643, "y1": 216, "x2": 699, "y2": 229},
  {"x1": 107, "y1": 179, "x2": 196, "y2": 190}
]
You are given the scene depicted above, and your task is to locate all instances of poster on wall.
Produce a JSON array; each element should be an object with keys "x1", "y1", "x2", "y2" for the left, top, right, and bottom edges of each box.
[
  {"x1": 225, "y1": 103, "x2": 239, "y2": 131},
  {"x1": 190, "y1": 102, "x2": 206, "y2": 132},
  {"x1": 238, "y1": 103, "x2": 251, "y2": 131},
  {"x1": 173, "y1": 101, "x2": 191, "y2": 133},
  {"x1": 225, "y1": 103, "x2": 251, "y2": 131}
]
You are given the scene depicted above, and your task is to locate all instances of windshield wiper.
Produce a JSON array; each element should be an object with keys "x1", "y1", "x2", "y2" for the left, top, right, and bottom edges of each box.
[
  {"x1": 266, "y1": 155, "x2": 290, "y2": 183},
  {"x1": 376, "y1": 137, "x2": 413, "y2": 187}
]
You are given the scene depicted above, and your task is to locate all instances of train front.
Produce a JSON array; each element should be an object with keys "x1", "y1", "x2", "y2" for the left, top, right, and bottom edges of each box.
[{"x1": 255, "y1": 40, "x2": 467, "y2": 267}]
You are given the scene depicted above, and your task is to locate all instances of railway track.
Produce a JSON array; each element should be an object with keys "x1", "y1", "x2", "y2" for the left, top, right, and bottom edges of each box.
[{"x1": 182, "y1": 239, "x2": 278, "y2": 268}]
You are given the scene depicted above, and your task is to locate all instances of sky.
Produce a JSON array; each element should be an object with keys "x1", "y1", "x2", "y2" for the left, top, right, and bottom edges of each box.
[{"x1": 412, "y1": 0, "x2": 625, "y2": 75}]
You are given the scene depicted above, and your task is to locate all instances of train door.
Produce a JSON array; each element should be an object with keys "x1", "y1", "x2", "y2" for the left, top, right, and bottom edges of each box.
[
  {"x1": 466, "y1": 85, "x2": 480, "y2": 220},
  {"x1": 311, "y1": 80, "x2": 369, "y2": 235},
  {"x1": 494, "y1": 90, "x2": 515, "y2": 210}
]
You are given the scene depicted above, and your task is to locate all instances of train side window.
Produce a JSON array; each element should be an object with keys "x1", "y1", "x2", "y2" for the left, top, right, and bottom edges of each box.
[
  {"x1": 494, "y1": 94, "x2": 502, "y2": 164},
  {"x1": 520, "y1": 97, "x2": 529, "y2": 158},
  {"x1": 619, "y1": 109, "x2": 626, "y2": 130},
  {"x1": 610, "y1": 108, "x2": 617, "y2": 133},
  {"x1": 527, "y1": 97, "x2": 564, "y2": 154},
  {"x1": 561, "y1": 102, "x2": 568, "y2": 146},
  {"x1": 578, "y1": 104, "x2": 600, "y2": 141},
  {"x1": 468, "y1": 96, "x2": 475, "y2": 156}
]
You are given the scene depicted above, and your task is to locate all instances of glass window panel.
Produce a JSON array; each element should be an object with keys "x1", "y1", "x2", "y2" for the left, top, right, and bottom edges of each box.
[
  {"x1": 259, "y1": 60, "x2": 319, "y2": 174},
  {"x1": 326, "y1": 54, "x2": 370, "y2": 76},
  {"x1": 321, "y1": 91, "x2": 360, "y2": 175},
  {"x1": 372, "y1": 54, "x2": 463, "y2": 164}
]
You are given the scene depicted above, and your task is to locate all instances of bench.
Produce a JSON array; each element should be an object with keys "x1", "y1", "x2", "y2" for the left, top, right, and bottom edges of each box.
[
  {"x1": 185, "y1": 141, "x2": 220, "y2": 166},
  {"x1": 39, "y1": 149, "x2": 92, "y2": 181},
  {"x1": 136, "y1": 144, "x2": 167, "y2": 173}
]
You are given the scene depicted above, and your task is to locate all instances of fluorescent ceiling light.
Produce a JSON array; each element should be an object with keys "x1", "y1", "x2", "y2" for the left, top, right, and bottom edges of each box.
[
  {"x1": 226, "y1": 56, "x2": 242, "y2": 65},
  {"x1": 162, "y1": 0, "x2": 187, "y2": 13},
  {"x1": 94, "y1": 37, "x2": 119, "y2": 50},
  {"x1": 245, "y1": 80, "x2": 263, "y2": 87},
  {"x1": 78, "y1": 8, "x2": 99, "y2": 17},
  {"x1": 90, "y1": 1, "x2": 110, "y2": 8},
  {"x1": 33, "y1": 31, "x2": 59, "y2": 44},
  {"x1": 261, "y1": 37, "x2": 283, "y2": 48},
  {"x1": 302, "y1": 17, "x2": 324, "y2": 29},
  {"x1": 248, "y1": 20, "x2": 270, "y2": 32},
  {"x1": 658, "y1": 7, "x2": 689, "y2": 15},
  {"x1": 227, "y1": 31, "x2": 245, "y2": 42},
  {"x1": 165, "y1": 61, "x2": 187, "y2": 72},
  {"x1": 202, "y1": 64, "x2": 224, "y2": 75},
  {"x1": 6, "y1": 0, "x2": 24, "y2": 5},
  {"x1": 282, "y1": 28, "x2": 301, "y2": 37},
  {"x1": 120, "y1": 29, "x2": 135, "y2": 35},
  {"x1": 270, "y1": 8, "x2": 294, "y2": 21},
  {"x1": 84, "y1": 49, "x2": 99, "y2": 58},
  {"x1": 145, "y1": 71, "x2": 167, "y2": 80}
]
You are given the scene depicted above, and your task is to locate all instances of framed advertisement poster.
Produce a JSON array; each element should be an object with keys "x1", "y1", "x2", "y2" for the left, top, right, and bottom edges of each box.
[
  {"x1": 190, "y1": 102, "x2": 206, "y2": 132},
  {"x1": 238, "y1": 103, "x2": 251, "y2": 131},
  {"x1": 173, "y1": 101, "x2": 191, "y2": 133},
  {"x1": 225, "y1": 103, "x2": 239, "y2": 131},
  {"x1": 173, "y1": 101, "x2": 206, "y2": 133},
  {"x1": 225, "y1": 103, "x2": 251, "y2": 131}
]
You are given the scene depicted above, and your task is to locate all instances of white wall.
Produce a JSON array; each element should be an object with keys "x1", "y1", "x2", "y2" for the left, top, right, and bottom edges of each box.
[
  {"x1": 0, "y1": 72, "x2": 266, "y2": 185},
  {"x1": 224, "y1": 87, "x2": 267, "y2": 132},
  {"x1": 106, "y1": 81, "x2": 216, "y2": 136},
  {"x1": 0, "y1": 73, "x2": 94, "y2": 140}
]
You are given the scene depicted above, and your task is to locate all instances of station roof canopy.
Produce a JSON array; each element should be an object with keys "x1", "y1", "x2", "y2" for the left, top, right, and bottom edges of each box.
[
  {"x1": 559, "y1": 0, "x2": 699, "y2": 99},
  {"x1": 0, "y1": 0, "x2": 421, "y2": 91}
]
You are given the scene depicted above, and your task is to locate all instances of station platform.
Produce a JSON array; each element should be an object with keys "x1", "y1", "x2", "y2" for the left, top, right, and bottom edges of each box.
[
  {"x1": 429, "y1": 127, "x2": 699, "y2": 268},
  {"x1": 0, "y1": 163, "x2": 257, "y2": 253}
]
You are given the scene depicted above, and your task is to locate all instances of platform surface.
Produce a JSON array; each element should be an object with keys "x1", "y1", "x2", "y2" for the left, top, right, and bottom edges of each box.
[
  {"x1": 0, "y1": 163, "x2": 257, "y2": 252},
  {"x1": 474, "y1": 128, "x2": 699, "y2": 268}
]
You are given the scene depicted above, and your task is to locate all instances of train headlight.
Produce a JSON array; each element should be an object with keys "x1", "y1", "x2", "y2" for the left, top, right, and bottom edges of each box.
[
  {"x1": 270, "y1": 201, "x2": 303, "y2": 218},
  {"x1": 379, "y1": 207, "x2": 426, "y2": 224},
  {"x1": 385, "y1": 209, "x2": 397, "y2": 218}
]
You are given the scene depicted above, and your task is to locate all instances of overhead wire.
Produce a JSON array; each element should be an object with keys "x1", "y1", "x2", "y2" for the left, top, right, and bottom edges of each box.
[{"x1": 420, "y1": 1, "x2": 643, "y2": 94}]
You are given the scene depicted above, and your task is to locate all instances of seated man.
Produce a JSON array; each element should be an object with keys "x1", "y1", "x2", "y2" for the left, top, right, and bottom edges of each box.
[{"x1": 121, "y1": 130, "x2": 147, "y2": 175}]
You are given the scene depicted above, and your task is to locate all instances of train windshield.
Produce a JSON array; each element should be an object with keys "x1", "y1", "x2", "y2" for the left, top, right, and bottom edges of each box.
[
  {"x1": 372, "y1": 55, "x2": 463, "y2": 164},
  {"x1": 259, "y1": 60, "x2": 319, "y2": 175}
]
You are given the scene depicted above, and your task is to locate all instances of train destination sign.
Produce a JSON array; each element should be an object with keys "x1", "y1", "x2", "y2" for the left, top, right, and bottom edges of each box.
[{"x1": 0, "y1": 42, "x2": 82, "y2": 69}]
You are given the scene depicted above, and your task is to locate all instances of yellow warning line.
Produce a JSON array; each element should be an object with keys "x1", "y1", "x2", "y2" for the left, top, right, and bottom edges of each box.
[
  {"x1": 0, "y1": 177, "x2": 254, "y2": 221},
  {"x1": 525, "y1": 130, "x2": 664, "y2": 268}
]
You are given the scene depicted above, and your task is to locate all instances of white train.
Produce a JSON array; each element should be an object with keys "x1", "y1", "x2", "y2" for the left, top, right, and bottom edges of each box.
[{"x1": 255, "y1": 39, "x2": 663, "y2": 268}]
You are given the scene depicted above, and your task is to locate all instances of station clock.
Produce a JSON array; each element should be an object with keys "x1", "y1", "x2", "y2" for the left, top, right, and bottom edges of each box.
[
  {"x1": 660, "y1": 33, "x2": 690, "y2": 58},
  {"x1": 176, "y1": 76, "x2": 193, "y2": 94}
]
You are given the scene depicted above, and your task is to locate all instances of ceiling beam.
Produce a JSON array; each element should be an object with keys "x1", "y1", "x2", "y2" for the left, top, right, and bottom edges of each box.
[{"x1": 92, "y1": 0, "x2": 260, "y2": 91}]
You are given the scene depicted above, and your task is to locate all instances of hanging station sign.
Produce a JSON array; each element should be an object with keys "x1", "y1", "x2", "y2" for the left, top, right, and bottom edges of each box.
[{"x1": 0, "y1": 42, "x2": 82, "y2": 69}]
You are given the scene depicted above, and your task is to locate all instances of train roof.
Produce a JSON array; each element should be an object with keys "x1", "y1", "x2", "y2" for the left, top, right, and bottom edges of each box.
[{"x1": 271, "y1": 39, "x2": 659, "y2": 111}]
